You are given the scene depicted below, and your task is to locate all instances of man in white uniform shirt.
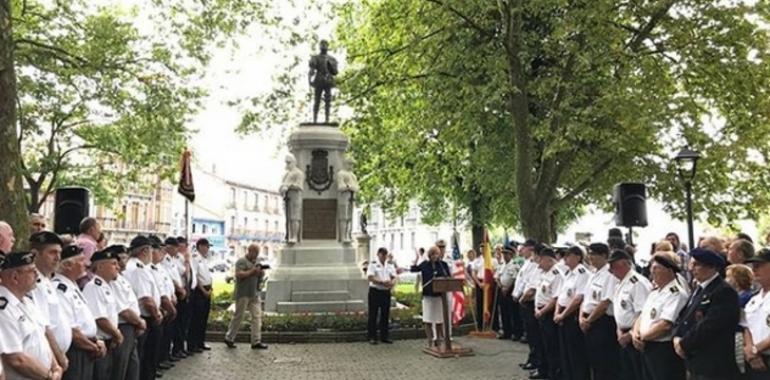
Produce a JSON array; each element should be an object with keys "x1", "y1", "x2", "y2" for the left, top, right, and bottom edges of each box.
[
  {"x1": 554, "y1": 246, "x2": 590, "y2": 380},
  {"x1": 124, "y1": 236, "x2": 162, "y2": 380},
  {"x1": 609, "y1": 249, "x2": 652, "y2": 380},
  {"x1": 580, "y1": 243, "x2": 621, "y2": 380},
  {"x1": 513, "y1": 240, "x2": 541, "y2": 371},
  {"x1": 148, "y1": 236, "x2": 177, "y2": 372},
  {"x1": 533, "y1": 247, "x2": 564, "y2": 380},
  {"x1": 110, "y1": 245, "x2": 144, "y2": 380},
  {"x1": 190, "y1": 239, "x2": 213, "y2": 353},
  {"x1": 495, "y1": 246, "x2": 518, "y2": 340},
  {"x1": 366, "y1": 247, "x2": 397, "y2": 345},
  {"x1": 82, "y1": 248, "x2": 124, "y2": 380},
  {"x1": 743, "y1": 248, "x2": 770, "y2": 377},
  {"x1": 54, "y1": 246, "x2": 106, "y2": 380},
  {"x1": 161, "y1": 237, "x2": 186, "y2": 361},
  {"x1": 29, "y1": 232, "x2": 71, "y2": 371},
  {"x1": 632, "y1": 252, "x2": 688, "y2": 380},
  {"x1": 0, "y1": 251, "x2": 62, "y2": 380}
]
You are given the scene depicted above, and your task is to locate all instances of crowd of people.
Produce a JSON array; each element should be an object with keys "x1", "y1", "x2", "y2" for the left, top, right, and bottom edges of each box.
[
  {"x1": 0, "y1": 216, "x2": 239, "y2": 380},
  {"x1": 455, "y1": 230, "x2": 770, "y2": 380}
]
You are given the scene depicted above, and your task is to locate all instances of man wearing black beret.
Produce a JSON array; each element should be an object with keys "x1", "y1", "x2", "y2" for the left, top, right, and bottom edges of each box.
[
  {"x1": 1, "y1": 251, "x2": 64, "y2": 380},
  {"x1": 674, "y1": 248, "x2": 740, "y2": 380}
]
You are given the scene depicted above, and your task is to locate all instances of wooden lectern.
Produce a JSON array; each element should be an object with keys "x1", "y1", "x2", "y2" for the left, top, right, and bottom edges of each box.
[{"x1": 423, "y1": 278, "x2": 474, "y2": 358}]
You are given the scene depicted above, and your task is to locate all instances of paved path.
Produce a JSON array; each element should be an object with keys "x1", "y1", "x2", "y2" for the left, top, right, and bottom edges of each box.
[{"x1": 164, "y1": 337, "x2": 533, "y2": 380}]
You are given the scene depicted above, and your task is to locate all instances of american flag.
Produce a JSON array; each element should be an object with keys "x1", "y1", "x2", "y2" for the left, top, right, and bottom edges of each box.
[{"x1": 451, "y1": 235, "x2": 466, "y2": 325}]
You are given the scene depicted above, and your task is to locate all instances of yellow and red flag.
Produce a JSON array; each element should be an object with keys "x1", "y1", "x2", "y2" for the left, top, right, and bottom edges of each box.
[{"x1": 482, "y1": 228, "x2": 494, "y2": 324}]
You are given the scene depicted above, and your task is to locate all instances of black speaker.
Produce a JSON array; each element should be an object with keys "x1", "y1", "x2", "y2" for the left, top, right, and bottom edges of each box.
[
  {"x1": 54, "y1": 187, "x2": 90, "y2": 235},
  {"x1": 613, "y1": 183, "x2": 647, "y2": 227}
]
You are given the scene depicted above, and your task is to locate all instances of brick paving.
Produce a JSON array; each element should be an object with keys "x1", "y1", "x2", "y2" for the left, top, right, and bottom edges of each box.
[{"x1": 163, "y1": 337, "x2": 533, "y2": 380}]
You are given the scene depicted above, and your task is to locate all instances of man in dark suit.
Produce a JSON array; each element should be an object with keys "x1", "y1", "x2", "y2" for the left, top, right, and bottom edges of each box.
[{"x1": 673, "y1": 248, "x2": 740, "y2": 380}]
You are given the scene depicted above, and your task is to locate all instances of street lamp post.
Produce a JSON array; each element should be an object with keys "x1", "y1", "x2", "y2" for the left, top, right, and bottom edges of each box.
[{"x1": 674, "y1": 148, "x2": 701, "y2": 251}]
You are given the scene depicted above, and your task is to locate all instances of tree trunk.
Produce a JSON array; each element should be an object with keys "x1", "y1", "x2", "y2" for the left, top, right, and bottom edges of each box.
[
  {"x1": 27, "y1": 180, "x2": 41, "y2": 213},
  {"x1": 0, "y1": 0, "x2": 30, "y2": 247},
  {"x1": 519, "y1": 202, "x2": 554, "y2": 244},
  {"x1": 468, "y1": 186, "x2": 488, "y2": 253}
]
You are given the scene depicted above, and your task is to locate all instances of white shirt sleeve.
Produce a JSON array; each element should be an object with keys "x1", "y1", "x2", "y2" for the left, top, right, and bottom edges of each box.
[
  {"x1": 82, "y1": 283, "x2": 109, "y2": 320},
  {"x1": 602, "y1": 275, "x2": 619, "y2": 302},
  {"x1": 0, "y1": 314, "x2": 23, "y2": 353},
  {"x1": 659, "y1": 291, "x2": 688, "y2": 323},
  {"x1": 632, "y1": 279, "x2": 652, "y2": 311},
  {"x1": 126, "y1": 269, "x2": 152, "y2": 300}
]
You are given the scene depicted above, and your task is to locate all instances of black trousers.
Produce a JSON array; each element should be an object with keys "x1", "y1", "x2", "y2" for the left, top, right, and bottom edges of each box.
[
  {"x1": 498, "y1": 292, "x2": 514, "y2": 338},
  {"x1": 584, "y1": 314, "x2": 621, "y2": 380},
  {"x1": 367, "y1": 287, "x2": 391, "y2": 340},
  {"x1": 93, "y1": 339, "x2": 113, "y2": 380},
  {"x1": 522, "y1": 301, "x2": 542, "y2": 366},
  {"x1": 190, "y1": 287, "x2": 211, "y2": 349},
  {"x1": 643, "y1": 340, "x2": 685, "y2": 380},
  {"x1": 538, "y1": 310, "x2": 560, "y2": 380},
  {"x1": 748, "y1": 365, "x2": 770, "y2": 380},
  {"x1": 159, "y1": 315, "x2": 175, "y2": 362},
  {"x1": 512, "y1": 297, "x2": 524, "y2": 338},
  {"x1": 490, "y1": 282, "x2": 500, "y2": 331},
  {"x1": 139, "y1": 317, "x2": 161, "y2": 380},
  {"x1": 618, "y1": 335, "x2": 646, "y2": 380},
  {"x1": 175, "y1": 296, "x2": 192, "y2": 353},
  {"x1": 113, "y1": 324, "x2": 139, "y2": 380},
  {"x1": 63, "y1": 346, "x2": 94, "y2": 380},
  {"x1": 558, "y1": 313, "x2": 589, "y2": 380}
]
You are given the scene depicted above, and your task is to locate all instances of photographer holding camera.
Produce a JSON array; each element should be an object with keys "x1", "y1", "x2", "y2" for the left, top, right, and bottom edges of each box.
[{"x1": 224, "y1": 244, "x2": 269, "y2": 349}]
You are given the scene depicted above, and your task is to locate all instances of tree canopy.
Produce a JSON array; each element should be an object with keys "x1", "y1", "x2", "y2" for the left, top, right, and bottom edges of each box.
[{"x1": 335, "y1": 0, "x2": 770, "y2": 242}]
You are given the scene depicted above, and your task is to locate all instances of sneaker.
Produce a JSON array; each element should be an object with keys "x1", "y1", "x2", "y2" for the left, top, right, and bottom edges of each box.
[{"x1": 251, "y1": 343, "x2": 268, "y2": 349}]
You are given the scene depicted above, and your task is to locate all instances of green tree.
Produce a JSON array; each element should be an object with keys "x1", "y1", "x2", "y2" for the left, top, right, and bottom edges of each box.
[{"x1": 335, "y1": 0, "x2": 770, "y2": 242}]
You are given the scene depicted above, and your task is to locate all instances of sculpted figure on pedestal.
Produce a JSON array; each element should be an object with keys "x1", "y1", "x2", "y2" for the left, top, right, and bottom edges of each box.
[
  {"x1": 336, "y1": 158, "x2": 359, "y2": 244},
  {"x1": 280, "y1": 154, "x2": 305, "y2": 244}
]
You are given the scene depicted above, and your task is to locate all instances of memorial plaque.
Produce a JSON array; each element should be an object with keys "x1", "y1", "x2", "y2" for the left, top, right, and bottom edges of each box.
[{"x1": 302, "y1": 199, "x2": 337, "y2": 239}]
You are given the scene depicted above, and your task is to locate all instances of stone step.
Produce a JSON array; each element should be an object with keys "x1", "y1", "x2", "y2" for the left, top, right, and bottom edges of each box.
[
  {"x1": 278, "y1": 245, "x2": 357, "y2": 266},
  {"x1": 291, "y1": 290, "x2": 350, "y2": 302},
  {"x1": 275, "y1": 300, "x2": 365, "y2": 313}
]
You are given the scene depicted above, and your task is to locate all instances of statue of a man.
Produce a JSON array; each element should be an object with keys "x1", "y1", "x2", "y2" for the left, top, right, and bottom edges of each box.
[
  {"x1": 279, "y1": 154, "x2": 305, "y2": 244},
  {"x1": 336, "y1": 157, "x2": 359, "y2": 244},
  {"x1": 308, "y1": 39, "x2": 338, "y2": 124}
]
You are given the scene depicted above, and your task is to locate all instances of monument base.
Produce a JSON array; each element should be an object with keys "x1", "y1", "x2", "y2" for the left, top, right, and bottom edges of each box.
[
  {"x1": 422, "y1": 344, "x2": 475, "y2": 358},
  {"x1": 265, "y1": 240, "x2": 368, "y2": 313}
]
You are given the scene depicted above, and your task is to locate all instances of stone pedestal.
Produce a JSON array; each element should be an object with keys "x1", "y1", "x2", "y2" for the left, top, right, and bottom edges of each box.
[
  {"x1": 265, "y1": 123, "x2": 368, "y2": 313},
  {"x1": 355, "y1": 233, "x2": 371, "y2": 266}
]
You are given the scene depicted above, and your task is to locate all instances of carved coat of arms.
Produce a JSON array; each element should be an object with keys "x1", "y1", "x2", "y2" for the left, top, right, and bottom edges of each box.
[{"x1": 306, "y1": 149, "x2": 334, "y2": 193}]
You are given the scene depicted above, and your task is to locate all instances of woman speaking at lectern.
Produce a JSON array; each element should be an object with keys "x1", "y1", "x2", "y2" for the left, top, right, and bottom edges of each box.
[{"x1": 411, "y1": 245, "x2": 451, "y2": 349}]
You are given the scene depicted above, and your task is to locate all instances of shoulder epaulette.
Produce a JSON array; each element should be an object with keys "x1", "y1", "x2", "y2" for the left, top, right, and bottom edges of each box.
[
  {"x1": 670, "y1": 286, "x2": 679, "y2": 294},
  {"x1": 0, "y1": 297, "x2": 7, "y2": 310},
  {"x1": 753, "y1": 289, "x2": 761, "y2": 296},
  {"x1": 578, "y1": 268, "x2": 586, "y2": 274},
  {"x1": 36, "y1": 278, "x2": 41, "y2": 283},
  {"x1": 630, "y1": 276, "x2": 638, "y2": 284},
  {"x1": 57, "y1": 283, "x2": 67, "y2": 292},
  {"x1": 136, "y1": 263, "x2": 144, "y2": 269},
  {"x1": 552, "y1": 269, "x2": 559, "y2": 275},
  {"x1": 94, "y1": 278, "x2": 102, "y2": 286}
]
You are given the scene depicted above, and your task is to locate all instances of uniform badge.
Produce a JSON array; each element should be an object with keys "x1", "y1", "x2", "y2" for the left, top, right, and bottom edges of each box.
[
  {"x1": 542, "y1": 285, "x2": 547, "y2": 293},
  {"x1": 0, "y1": 297, "x2": 7, "y2": 310},
  {"x1": 57, "y1": 283, "x2": 67, "y2": 292},
  {"x1": 592, "y1": 290, "x2": 599, "y2": 300},
  {"x1": 95, "y1": 278, "x2": 102, "y2": 286},
  {"x1": 578, "y1": 268, "x2": 586, "y2": 274},
  {"x1": 567, "y1": 289, "x2": 573, "y2": 297},
  {"x1": 620, "y1": 300, "x2": 627, "y2": 309},
  {"x1": 629, "y1": 276, "x2": 638, "y2": 284},
  {"x1": 137, "y1": 263, "x2": 144, "y2": 268},
  {"x1": 650, "y1": 308, "x2": 657, "y2": 319},
  {"x1": 670, "y1": 286, "x2": 679, "y2": 294}
]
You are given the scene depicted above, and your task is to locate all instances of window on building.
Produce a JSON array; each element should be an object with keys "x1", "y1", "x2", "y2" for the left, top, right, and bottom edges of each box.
[
  {"x1": 274, "y1": 221, "x2": 279, "y2": 232},
  {"x1": 253, "y1": 192, "x2": 259, "y2": 210},
  {"x1": 400, "y1": 217, "x2": 404, "y2": 227},
  {"x1": 231, "y1": 187, "x2": 236, "y2": 204},
  {"x1": 411, "y1": 232, "x2": 416, "y2": 249},
  {"x1": 265, "y1": 220, "x2": 269, "y2": 232},
  {"x1": 230, "y1": 216, "x2": 236, "y2": 234},
  {"x1": 202, "y1": 224, "x2": 208, "y2": 234},
  {"x1": 212, "y1": 226, "x2": 218, "y2": 234},
  {"x1": 264, "y1": 195, "x2": 269, "y2": 212},
  {"x1": 399, "y1": 233, "x2": 404, "y2": 250},
  {"x1": 192, "y1": 223, "x2": 197, "y2": 233},
  {"x1": 243, "y1": 217, "x2": 248, "y2": 228}
]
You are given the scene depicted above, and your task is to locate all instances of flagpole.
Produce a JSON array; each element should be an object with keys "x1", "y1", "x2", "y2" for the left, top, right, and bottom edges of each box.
[{"x1": 184, "y1": 199, "x2": 189, "y2": 240}]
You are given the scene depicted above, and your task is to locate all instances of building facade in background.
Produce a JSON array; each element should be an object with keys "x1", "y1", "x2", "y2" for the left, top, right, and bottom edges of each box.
[{"x1": 356, "y1": 202, "x2": 468, "y2": 267}]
